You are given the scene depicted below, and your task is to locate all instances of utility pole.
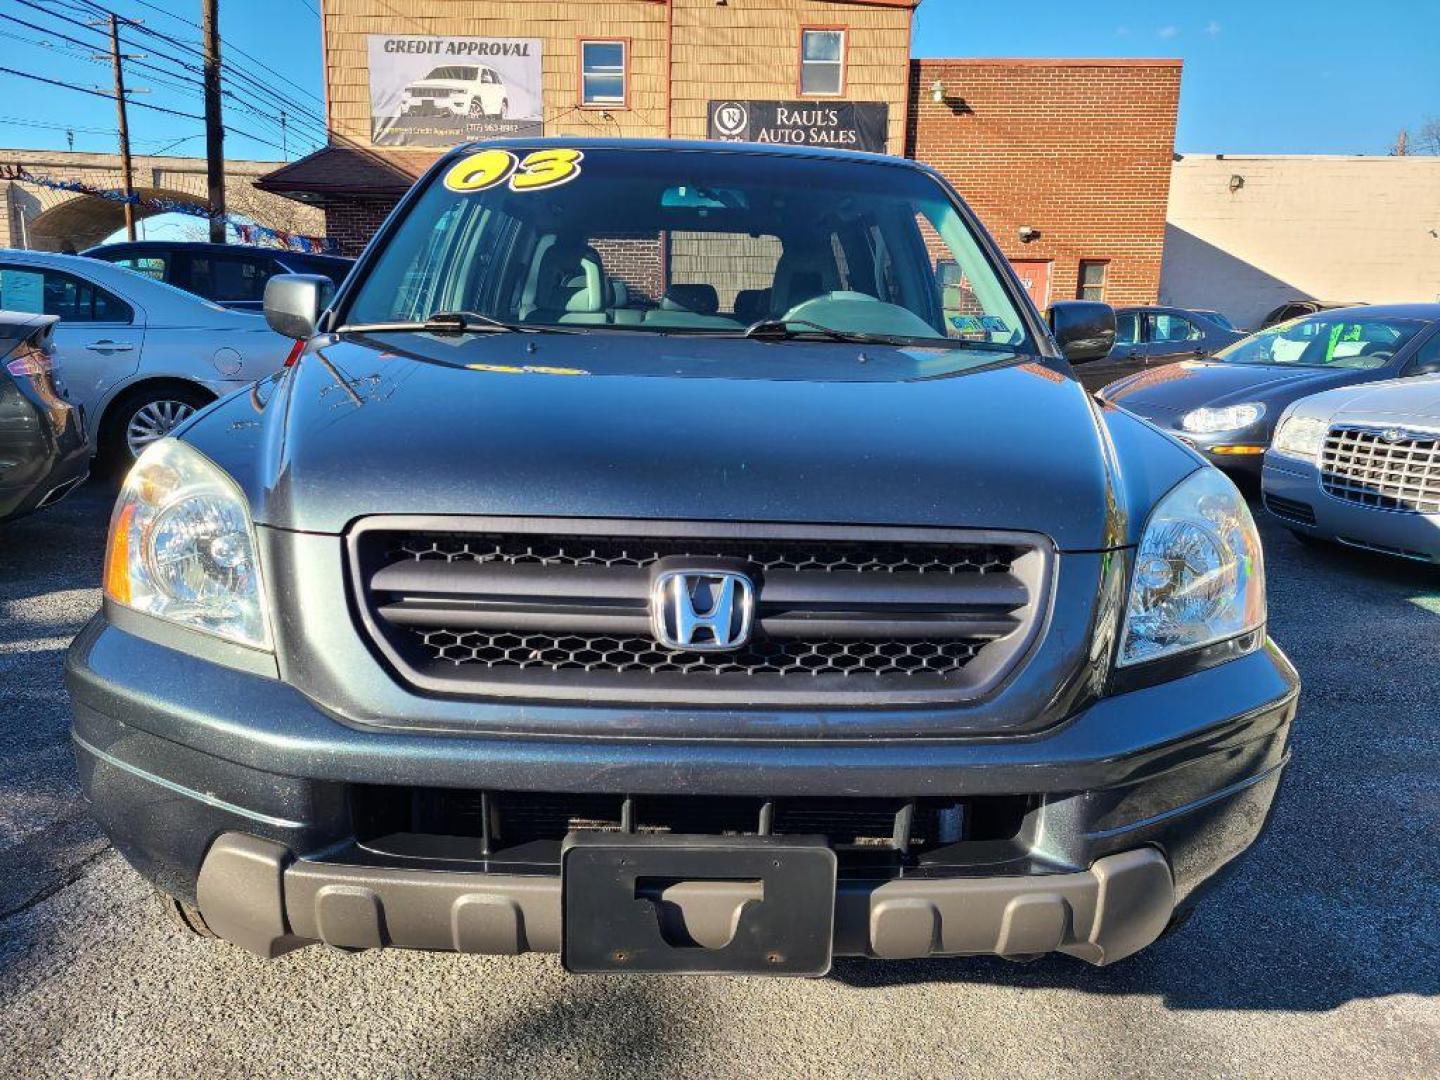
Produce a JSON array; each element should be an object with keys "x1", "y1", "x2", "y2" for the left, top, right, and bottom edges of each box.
[
  {"x1": 106, "y1": 14, "x2": 137, "y2": 241},
  {"x1": 201, "y1": 0, "x2": 226, "y2": 243},
  {"x1": 280, "y1": 109, "x2": 287, "y2": 159}
]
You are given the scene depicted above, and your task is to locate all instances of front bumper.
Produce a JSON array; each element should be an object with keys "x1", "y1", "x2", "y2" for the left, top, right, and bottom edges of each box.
[
  {"x1": 1263, "y1": 452, "x2": 1440, "y2": 561},
  {"x1": 67, "y1": 614, "x2": 1298, "y2": 968},
  {"x1": 197, "y1": 833, "x2": 1173, "y2": 967}
]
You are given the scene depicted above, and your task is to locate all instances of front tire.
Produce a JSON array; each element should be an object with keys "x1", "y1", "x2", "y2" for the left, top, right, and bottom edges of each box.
[{"x1": 100, "y1": 384, "x2": 211, "y2": 475}]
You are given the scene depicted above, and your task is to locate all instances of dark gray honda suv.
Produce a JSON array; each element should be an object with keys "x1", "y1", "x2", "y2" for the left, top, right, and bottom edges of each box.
[{"x1": 67, "y1": 139, "x2": 1297, "y2": 976}]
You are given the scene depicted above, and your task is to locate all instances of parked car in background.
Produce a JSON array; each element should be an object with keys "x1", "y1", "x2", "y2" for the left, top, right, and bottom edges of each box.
[
  {"x1": 1264, "y1": 371, "x2": 1440, "y2": 563},
  {"x1": 0, "y1": 249, "x2": 296, "y2": 470},
  {"x1": 1193, "y1": 309, "x2": 1236, "y2": 331},
  {"x1": 83, "y1": 241, "x2": 353, "y2": 313},
  {"x1": 0, "y1": 312, "x2": 87, "y2": 522},
  {"x1": 1099, "y1": 305, "x2": 1440, "y2": 478},
  {"x1": 1259, "y1": 300, "x2": 1364, "y2": 330},
  {"x1": 69, "y1": 139, "x2": 1297, "y2": 976},
  {"x1": 1073, "y1": 305, "x2": 1243, "y2": 393}
]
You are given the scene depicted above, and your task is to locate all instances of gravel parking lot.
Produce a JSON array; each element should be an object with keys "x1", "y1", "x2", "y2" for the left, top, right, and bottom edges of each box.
[{"x1": 2, "y1": 480, "x2": 1437, "y2": 1079}]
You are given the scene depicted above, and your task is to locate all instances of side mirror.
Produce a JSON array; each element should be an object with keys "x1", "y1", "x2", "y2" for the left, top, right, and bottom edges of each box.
[
  {"x1": 1049, "y1": 300, "x2": 1117, "y2": 364},
  {"x1": 263, "y1": 274, "x2": 334, "y2": 340}
]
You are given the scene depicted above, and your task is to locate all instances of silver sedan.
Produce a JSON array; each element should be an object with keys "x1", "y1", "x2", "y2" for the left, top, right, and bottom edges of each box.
[
  {"x1": 1263, "y1": 370, "x2": 1440, "y2": 564},
  {"x1": 0, "y1": 248, "x2": 296, "y2": 469}
]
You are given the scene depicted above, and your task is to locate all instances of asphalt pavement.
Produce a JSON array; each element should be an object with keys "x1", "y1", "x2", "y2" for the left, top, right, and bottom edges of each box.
[{"x1": 1, "y1": 480, "x2": 1437, "y2": 1079}]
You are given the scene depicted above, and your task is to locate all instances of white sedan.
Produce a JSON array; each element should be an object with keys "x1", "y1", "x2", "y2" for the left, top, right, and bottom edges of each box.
[{"x1": 0, "y1": 248, "x2": 296, "y2": 469}]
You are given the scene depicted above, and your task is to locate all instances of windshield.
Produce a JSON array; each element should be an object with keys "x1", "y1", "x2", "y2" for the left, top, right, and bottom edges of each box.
[
  {"x1": 1212, "y1": 315, "x2": 1423, "y2": 369},
  {"x1": 343, "y1": 146, "x2": 1033, "y2": 350},
  {"x1": 424, "y1": 67, "x2": 476, "y2": 81}
]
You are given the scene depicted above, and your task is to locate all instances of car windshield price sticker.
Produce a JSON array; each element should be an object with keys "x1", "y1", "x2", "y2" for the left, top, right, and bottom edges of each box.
[{"x1": 444, "y1": 148, "x2": 584, "y2": 193}]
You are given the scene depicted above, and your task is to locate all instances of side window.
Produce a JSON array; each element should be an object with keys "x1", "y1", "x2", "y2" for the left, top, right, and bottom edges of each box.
[
  {"x1": 1146, "y1": 313, "x2": 1202, "y2": 342},
  {"x1": 0, "y1": 267, "x2": 45, "y2": 313},
  {"x1": 0, "y1": 266, "x2": 132, "y2": 322},
  {"x1": 1404, "y1": 330, "x2": 1440, "y2": 376},
  {"x1": 1114, "y1": 312, "x2": 1141, "y2": 346},
  {"x1": 114, "y1": 255, "x2": 167, "y2": 281},
  {"x1": 189, "y1": 256, "x2": 277, "y2": 302}
]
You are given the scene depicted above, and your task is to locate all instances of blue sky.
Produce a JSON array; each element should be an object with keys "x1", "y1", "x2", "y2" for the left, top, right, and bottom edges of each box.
[{"x1": 0, "y1": 0, "x2": 1434, "y2": 164}]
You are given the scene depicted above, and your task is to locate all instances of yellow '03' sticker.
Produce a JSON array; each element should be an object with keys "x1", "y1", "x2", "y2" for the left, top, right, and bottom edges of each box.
[
  {"x1": 466, "y1": 363, "x2": 589, "y2": 376},
  {"x1": 445, "y1": 148, "x2": 585, "y2": 194}
]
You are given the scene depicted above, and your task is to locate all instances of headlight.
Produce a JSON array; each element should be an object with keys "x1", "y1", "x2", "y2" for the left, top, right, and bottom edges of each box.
[
  {"x1": 1181, "y1": 402, "x2": 1266, "y2": 434},
  {"x1": 104, "y1": 438, "x2": 272, "y2": 650},
  {"x1": 1271, "y1": 414, "x2": 1328, "y2": 460},
  {"x1": 1118, "y1": 468, "x2": 1265, "y2": 667}
]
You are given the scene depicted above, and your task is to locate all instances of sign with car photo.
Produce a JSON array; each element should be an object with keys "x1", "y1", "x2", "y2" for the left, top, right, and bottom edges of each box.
[{"x1": 367, "y1": 35, "x2": 543, "y2": 148}]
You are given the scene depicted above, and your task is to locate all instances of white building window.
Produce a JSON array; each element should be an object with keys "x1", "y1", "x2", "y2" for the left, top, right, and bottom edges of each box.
[
  {"x1": 800, "y1": 29, "x2": 845, "y2": 96},
  {"x1": 581, "y1": 40, "x2": 627, "y2": 107}
]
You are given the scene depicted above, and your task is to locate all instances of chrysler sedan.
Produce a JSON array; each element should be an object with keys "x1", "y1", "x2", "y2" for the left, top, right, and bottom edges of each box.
[{"x1": 1264, "y1": 372, "x2": 1440, "y2": 563}]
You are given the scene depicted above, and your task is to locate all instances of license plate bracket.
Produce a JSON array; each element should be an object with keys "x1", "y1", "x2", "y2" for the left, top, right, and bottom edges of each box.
[{"x1": 562, "y1": 833, "x2": 836, "y2": 976}]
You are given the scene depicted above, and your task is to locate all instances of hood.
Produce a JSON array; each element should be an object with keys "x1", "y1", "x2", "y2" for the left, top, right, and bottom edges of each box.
[
  {"x1": 1302, "y1": 374, "x2": 1440, "y2": 423},
  {"x1": 1101, "y1": 359, "x2": 1369, "y2": 415},
  {"x1": 188, "y1": 331, "x2": 1201, "y2": 549}
]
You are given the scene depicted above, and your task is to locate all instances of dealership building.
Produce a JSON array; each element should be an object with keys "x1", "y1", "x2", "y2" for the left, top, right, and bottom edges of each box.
[{"x1": 259, "y1": 0, "x2": 1181, "y2": 309}]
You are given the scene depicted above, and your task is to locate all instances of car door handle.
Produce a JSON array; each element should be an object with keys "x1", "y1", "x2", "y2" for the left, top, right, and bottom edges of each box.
[{"x1": 85, "y1": 340, "x2": 134, "y2": 352}]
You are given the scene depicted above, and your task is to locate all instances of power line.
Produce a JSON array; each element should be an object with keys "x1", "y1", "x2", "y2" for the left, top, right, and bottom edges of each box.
[
  {"x1": 73, "y1": 0, "x2": 326, "y2": 109},
  {"x1": 3, "y1": 3, "x2": 327, "y2": 147},
  {"x1": 0, "y1": 63, "x2": 297, "y2": 157},
  {"x1": 0, "y1": 114, "x2": 110, "y2": 136},
  {"x1": 0, "y1": 64, "x2": 203, "y2": 120},
  {"x1": 15, "y1": 0, "x2": 326, "y2": 138}
]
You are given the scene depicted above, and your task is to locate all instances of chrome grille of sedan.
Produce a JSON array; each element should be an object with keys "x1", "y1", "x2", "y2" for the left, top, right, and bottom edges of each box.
[
  {"x1": 347, "y1": 518, "x2": 1053, "y2": 707},
  {"x1": 1321, "y1": 426, "x2": 1440, "y2": 515}
]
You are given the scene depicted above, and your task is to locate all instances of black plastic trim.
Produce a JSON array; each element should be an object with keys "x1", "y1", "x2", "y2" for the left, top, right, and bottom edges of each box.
[{"x1": 345, "y1": 515, "x2": 1056, "y2": 707}]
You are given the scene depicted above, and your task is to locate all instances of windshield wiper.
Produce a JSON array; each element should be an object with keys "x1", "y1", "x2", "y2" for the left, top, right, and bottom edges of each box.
[
  {"x1": 740, "y1": 318, "x2": 1015, "y2": 350},
  {"x1": 742, "y1": 318, "x2": 897, "y2": 344},
  {"x1": 338, "y1": 310, "x2": 583, "y2": 335}
]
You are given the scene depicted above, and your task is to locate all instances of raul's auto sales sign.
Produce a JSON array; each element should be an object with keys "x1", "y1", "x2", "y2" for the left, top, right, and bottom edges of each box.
[
  {"x1": 368, "y1": 35, "x2": 544, "y2": 148},
  {"x1": 707, "y1": 101, "x2": 889, "y2": 153}
]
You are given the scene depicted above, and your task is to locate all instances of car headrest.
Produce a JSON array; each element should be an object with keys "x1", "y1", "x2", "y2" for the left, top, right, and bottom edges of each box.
[
  {"x1": 534, "y1": 242, "x2": 605, "y2": 315},
  {"x1": 771, "y1": 247, "x2": 839, "y2": 314},
  {"x1": 660, "y1": 283, "x2": 719, "y2": 315},
  {"x1": 734, "y1": 288, "x2": 771, "y2": 324},
  {"x1": 609, "y1": 277, "x2": 630, "y2": 307}
]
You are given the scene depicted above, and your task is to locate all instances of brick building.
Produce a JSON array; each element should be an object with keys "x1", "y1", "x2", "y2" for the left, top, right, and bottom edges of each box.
[
  {"x1": 259, "y1": 0, "x2": 1181, "y2": 309},
  {"x1": 910, "y1": 58, "x2": 1182, "y2": 308}
]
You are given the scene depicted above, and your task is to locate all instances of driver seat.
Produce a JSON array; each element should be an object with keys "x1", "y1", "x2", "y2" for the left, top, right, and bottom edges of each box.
[
  {"x1": 770, "y1": 248, "x2": 841, "y2": 316},
  {"x1": 522, "y1": 241, "x2": 609, "y2": 325}
]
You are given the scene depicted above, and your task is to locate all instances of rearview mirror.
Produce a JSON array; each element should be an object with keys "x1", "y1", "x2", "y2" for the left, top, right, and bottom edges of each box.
[
  {"x1": 1049, "y1": 300, "x2": 1117, "y2": 364},
  {"x1": 263, "y1": 274, "x2": 334, "y2": 340}
]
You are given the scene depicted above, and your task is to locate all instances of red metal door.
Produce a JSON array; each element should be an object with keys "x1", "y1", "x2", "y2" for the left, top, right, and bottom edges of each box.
[{"x1": 1008, "y1": 259, "x2": 1052, "y2": 311}]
